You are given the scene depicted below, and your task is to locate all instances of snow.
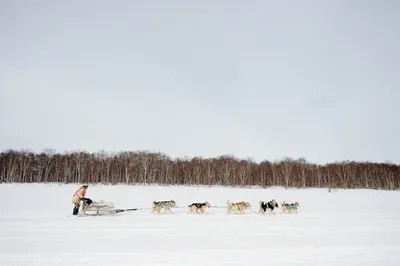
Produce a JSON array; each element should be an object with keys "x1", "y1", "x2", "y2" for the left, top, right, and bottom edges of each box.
[{"x1": 0, "y1": 183, "x2": 399, "y2": 266}]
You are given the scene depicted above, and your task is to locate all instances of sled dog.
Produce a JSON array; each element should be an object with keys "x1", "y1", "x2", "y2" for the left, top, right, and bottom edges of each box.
[
  {"x1": 259, "y1": 200, "x2": 279, "y2": 215},
  {"x1": 187, "y1": 202, "x2": 211, "y2": 214},
  {"x1": 151, "y1": 200, "x2": 176, "y2": 214},
  {"x1": 226, "y1": 200, "x2": 251, "y2": 214},
  {"x1": 281, "y1": 201, "x2": 299, "y2": 214}
]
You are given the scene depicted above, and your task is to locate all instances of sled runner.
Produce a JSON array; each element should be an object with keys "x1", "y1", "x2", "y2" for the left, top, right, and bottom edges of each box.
[{"x1": 80, "y1": 200, "x2": 138, "y2": 216}]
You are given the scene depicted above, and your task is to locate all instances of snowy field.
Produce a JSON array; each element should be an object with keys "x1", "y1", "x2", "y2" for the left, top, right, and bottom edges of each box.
[{"x1": 0, "y1": 183, "x2": 399, "y2": 266}]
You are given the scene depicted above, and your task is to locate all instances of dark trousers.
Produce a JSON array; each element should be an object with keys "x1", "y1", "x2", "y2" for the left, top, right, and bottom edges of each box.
[
  {"x1": 73, "y1": 203, "x2": 80, "y2": 215},
  {"x1": 72, "y1": 198, "x2": 92, "y2": 215}
]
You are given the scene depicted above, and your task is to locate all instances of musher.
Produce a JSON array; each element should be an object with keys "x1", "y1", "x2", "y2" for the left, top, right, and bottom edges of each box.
[{"x1": 72, "y1": 184, "x2": 92, "y2": 215}]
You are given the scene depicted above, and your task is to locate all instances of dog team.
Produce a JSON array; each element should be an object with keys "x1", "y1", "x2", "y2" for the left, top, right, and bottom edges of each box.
[
  {"x1": 150, "y1": 199, "x2": 300, "y2": 215},
  {"x1": 72, "y1": 184, "x2": 299, "y2": 216}
]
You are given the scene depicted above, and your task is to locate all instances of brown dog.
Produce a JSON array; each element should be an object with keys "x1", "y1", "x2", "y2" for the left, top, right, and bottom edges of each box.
[
  {"x1": 151, "y1": 200, "x2": 176, "y2": 214},
  {"x1": 188, "y1": 202, "x2": 211, "y2": 214},
  {"x1": 226, "y1": 200, "x2": 251, "y2": 214}
]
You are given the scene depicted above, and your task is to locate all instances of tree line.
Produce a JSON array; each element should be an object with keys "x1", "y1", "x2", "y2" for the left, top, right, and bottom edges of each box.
[{"x1": 0, "y1": 149, "x2": 399, "y2": 190}]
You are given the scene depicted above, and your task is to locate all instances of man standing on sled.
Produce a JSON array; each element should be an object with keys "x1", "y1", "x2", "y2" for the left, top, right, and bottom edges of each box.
[{"x1": 72, "y1": 184, "x2": 92, "y2": 215}]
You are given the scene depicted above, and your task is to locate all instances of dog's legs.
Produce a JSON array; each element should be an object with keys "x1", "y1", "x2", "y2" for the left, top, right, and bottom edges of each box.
[{"x1": 260, "y1": 207, "x2": 266, "y2": 215}]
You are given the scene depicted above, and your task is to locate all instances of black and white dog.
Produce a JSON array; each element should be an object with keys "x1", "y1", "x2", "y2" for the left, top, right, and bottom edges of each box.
[{"x1": 259, "y1": 200, "x2": 279, "y2": 215}]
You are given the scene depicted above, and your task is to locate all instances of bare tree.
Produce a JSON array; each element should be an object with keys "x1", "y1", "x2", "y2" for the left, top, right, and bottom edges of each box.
[
  {"x1": 296, "y1": 158, "x2": 309, "y2": 188},
  {"x1": 279, "y1": 157, "x2": 294, "y2": 188}
]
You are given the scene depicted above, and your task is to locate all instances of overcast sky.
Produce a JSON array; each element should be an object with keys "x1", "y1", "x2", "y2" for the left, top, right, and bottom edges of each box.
[{"x1": 1, "y1": 0, "x2": 399, "y2": 164}]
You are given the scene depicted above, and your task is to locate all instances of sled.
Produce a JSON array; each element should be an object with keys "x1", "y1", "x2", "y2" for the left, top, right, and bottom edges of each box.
[{"x1": 80, "y1": 200, "x2": 138, "y2": 216}]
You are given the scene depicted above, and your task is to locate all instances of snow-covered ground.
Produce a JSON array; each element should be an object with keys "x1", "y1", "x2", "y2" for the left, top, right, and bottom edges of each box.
[{"x1": 0, "y1": 183, "x2": 399, "y2": 266}]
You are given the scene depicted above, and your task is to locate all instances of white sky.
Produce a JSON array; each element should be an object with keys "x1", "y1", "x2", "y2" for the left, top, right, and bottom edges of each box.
[{"x1": 1, "y1": 0, "x2": 399, "y2": 164}]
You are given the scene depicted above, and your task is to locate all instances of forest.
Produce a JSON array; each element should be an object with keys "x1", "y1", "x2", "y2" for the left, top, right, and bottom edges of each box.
[{"x1": 0, "y1": 149, "x2": 399, "y2": 190}]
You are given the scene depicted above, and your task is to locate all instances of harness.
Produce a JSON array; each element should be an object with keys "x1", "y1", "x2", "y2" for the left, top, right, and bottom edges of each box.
[
  {"x1": 193, "y1": 203, "x2": 206, "y2": 208},
  {"x1": 155, "y1": 201, "x2": 165, "y2": 207},
  {"x1": 262, "y1": 201, "x2": 277, "y2": 210},
  {"x1": 155, "y1": 201, "x2": 174, "y2": 208}
]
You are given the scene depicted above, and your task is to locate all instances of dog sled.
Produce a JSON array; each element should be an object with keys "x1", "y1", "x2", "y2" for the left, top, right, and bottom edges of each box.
[{"x1": 79, "y1": 199, "x2": 138, "y2": 217}]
